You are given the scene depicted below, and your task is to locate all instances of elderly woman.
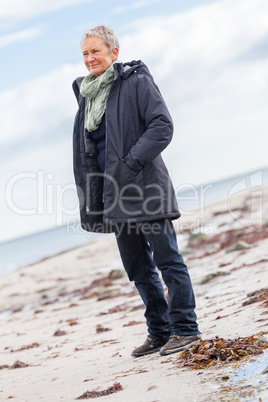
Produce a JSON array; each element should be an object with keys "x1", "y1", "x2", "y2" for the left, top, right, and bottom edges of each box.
[{"x1": 72, "y1": 25, "x2": 201, "y2": 357}]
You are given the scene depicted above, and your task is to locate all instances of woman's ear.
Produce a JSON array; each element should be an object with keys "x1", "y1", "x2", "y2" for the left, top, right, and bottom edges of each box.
[{"x1": 112, "y1": 47, "x2": 119, "y2": 61}]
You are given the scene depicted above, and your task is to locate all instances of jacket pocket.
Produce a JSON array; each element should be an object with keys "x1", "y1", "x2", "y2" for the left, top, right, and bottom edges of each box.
[{"x1": 119, "y1": 158, "x2": 144, "y2": 200}]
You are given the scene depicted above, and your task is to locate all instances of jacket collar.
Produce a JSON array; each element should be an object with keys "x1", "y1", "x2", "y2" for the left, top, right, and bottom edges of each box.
[{"x1": 73, "y1": 59, "x2": 150, "y2": 101}]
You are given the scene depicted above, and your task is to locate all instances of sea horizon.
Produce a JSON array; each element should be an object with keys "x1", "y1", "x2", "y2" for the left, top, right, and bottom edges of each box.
[{"x1": 1, "y1": 165, "x2": 267, "y2": 277}]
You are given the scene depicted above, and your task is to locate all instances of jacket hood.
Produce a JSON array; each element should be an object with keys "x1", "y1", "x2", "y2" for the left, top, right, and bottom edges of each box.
[
  {"x1": 115, "y1": 60, "x2": 152, "y2": 79},
  {"x1": 72, "y1": 76, "x2": 85, "y2": 103}
]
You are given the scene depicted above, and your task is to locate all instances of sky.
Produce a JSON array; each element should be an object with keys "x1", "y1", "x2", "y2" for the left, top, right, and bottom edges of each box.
[{"x1": 1, "y1": 0, "x2": 268, "y2": 242}]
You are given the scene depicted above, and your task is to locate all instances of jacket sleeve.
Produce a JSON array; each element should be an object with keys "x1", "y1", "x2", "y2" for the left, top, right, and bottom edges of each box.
[{"x1": 125, "y1": 74, "x2": 173, "y2": 171}]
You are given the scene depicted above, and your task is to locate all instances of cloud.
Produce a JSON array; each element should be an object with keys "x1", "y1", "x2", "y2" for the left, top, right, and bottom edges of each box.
[
  {"x1": 112, "y1": 6, "x2": 126, "y2": 14},
  {"x1": 0, "y1": 62, "x2": 84, "y2": 241},
  {"x1": 112, "y1": 0, "x2": 155, "y2": 14},
  {"x1": 0, "y1": 0, "x2": 92, "y2": 25},
  {"x1": 0, "y1": 27, "x2": 42, "y2": 48},
  {"x1": 1, "y1": 136, "x2": 78, "y2": 242},
  {"x1": 131, "y1": 1, "x2": 150, "y2": 9},
  {"x1": 118, "y1": 0, "x2": 268, "y2": 184},
  {"x1": 0, "y1": 62, "x2": 83, "y2": 240},
  {"x1": 0, "y1": 63, "x2": 84, "y2": 147}
]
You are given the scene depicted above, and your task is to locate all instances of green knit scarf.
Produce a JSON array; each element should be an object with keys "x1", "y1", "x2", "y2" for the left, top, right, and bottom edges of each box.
[{"x1": 80, "y1": 62, "x2": 116, "y2": 132}]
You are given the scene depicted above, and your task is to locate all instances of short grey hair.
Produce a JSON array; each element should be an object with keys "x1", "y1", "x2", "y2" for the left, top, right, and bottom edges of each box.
[{"x1": 81, "y1": 25, "x2": 119, "y2": 51}]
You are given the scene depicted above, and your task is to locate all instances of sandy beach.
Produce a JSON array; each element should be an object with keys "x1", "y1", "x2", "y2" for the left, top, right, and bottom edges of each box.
[{"x1": 0, "y1": 186, "x2": 268, "y2": 401}]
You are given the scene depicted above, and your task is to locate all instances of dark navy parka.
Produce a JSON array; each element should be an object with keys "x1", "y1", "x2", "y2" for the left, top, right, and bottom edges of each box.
[{"x1": 72, "y1": 60, "x2": 180, "y2": 233}]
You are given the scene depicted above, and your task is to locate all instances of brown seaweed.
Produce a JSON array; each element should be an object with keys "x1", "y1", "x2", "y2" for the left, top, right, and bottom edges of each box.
[
  {"x1": 9, "y1": 361, "x2": 29, "y2": 369},
  {"x1": 76, "y1": 382, "x2": 123, "y2": 399},
  {"x1": 176, "y1": 333, "x2": 268, "y2": 369},
  {"x1": 53, "y1": 330, "x2": 67, "y2": 336},
  {"x1": 242, "y1": 288, "x2": 268, "y2": 308},
  {"x1": 96, "y1": 325, "x2": 111, "y2": 333},
  {"x1": 123, "y1": 320, "x2": 143, "y2": 327},
  {"x1": 11, "y1": 342, "x2": 40, "y2": 352}
]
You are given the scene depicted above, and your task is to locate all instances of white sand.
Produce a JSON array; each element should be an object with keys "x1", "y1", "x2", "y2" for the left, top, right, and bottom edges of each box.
[{"x1": 0, "y1": 187, "x2": 267, "y2": 401}]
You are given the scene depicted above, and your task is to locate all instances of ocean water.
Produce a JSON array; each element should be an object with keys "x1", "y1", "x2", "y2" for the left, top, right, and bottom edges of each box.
[
  {"x1": 0, "y1": 225, "x2": 105, "y2": 277},
  {"x1": 1, "y1": 166, "x2": 267, "y2": 276},
  {"x1": 177, "y1": 166, "x2": 267, "y2": 213}
]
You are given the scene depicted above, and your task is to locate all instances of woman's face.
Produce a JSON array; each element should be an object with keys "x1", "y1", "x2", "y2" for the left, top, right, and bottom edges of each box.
[{"x1": 82, "y1": 36, "x2": 119, "y2": 77}]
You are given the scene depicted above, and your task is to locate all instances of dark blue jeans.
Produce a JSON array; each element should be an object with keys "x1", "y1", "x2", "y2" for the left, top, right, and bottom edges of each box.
[{"x1": 115, "y1": 219, "x2": 200, "y2": 340}]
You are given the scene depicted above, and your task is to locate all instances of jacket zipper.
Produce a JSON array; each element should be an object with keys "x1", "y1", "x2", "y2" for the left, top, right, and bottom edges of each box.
[
  {"x1": 103, "y1": 73, "x2": 118, "y2": 218},
  {"x1": 83, "y1": 96, "x2": 90, "y2": 216},
  {"x1": 103, "y1": 106, "x2": 110, "y2": 218}
]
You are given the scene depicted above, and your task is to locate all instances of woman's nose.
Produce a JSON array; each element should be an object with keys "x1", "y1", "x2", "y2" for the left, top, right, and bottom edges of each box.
[{"x1": 87, "y1": 54, "x2": 95, "y2": 63}]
